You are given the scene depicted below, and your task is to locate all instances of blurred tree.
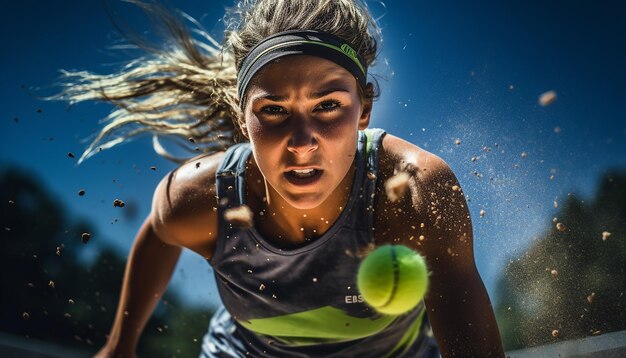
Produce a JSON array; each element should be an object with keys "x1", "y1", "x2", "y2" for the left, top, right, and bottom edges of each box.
[
  {"x1": 495, "y1": 170, "x2": 626, "y2": 350},
  {"x1": 0, "y1": 168, "x2": 213, "y2": 357}
]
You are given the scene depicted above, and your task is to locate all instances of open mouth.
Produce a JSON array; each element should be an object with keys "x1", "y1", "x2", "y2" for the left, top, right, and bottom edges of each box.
[{"x1": 284, "y1": 168, "x2": 323, "y2": 185}]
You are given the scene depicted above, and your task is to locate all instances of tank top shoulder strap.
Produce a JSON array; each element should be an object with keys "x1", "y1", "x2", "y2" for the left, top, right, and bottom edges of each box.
[
  {"x1": 361, "y1": 128, "x2": 386, "y2": 231},
  {"x1": 216, "y1": 143, "x2": 252, "y2": 207}
]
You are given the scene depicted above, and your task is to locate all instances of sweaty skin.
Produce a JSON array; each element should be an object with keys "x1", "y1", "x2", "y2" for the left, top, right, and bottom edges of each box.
[{"x1": 101, "y1": 56, "x2": 504, "y2": 357}]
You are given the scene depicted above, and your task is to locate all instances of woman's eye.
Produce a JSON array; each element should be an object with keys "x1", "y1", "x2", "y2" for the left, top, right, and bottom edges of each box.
[
  {"x1": 261, "y1": 105, "x2": 287, "y2": 116},
  {"x1": 316, "y1": 100, "x2": 341, "y2": 112}
]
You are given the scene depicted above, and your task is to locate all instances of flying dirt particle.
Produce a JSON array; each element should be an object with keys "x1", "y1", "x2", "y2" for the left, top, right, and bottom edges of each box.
[
  {"x1": 521, "y1": 152, "x2": 527, "y2": 159},
  {"x1": 113, "y1": 199, "x2": 125, "y2": 208},
  {"x1": 556, "y1": 222, "x2": 566, "y2": 232},
  {"x1": 22, "y1": 312, "x2": 30, "y2": 320},
  {"x1": 312, "y1": 278, "x2": 318, "y2": 283},
  {"x1": 259, "y1": 284, "x2": 266, "y2": 291},
  {"x1": 36, "y1": 108, "x2": 43, "y2": 113},
  {"x1": 224, "y1": 205, "x2": 254, "y2": 228},
  {"x1": 78, "y1": 189, "x2": 85, "y2": 196},
  {"x1": 587, "y1": 292, "x2": 595, "y2": 304},
  {"x1": 479, "y1": 209, "x2": 486, "y2": 218},
  {"x1": 451, "y1": 185, "x2": 460, "y2": 191},
  {"x1": 56, "y1": 247, "x2": 61, "y2": 256},
  {"x1": 81, "y1": 232, "x2": 91, "y2": 244},
  {"x1": 385, "y1": 172, "x2": 410, "y2": 202},
  {"x1": 508, "y1": 84, "x2": 514, "y2": 91},
  {"x1": 601, "y1": 231, "x2": 611, "y2": 241},
  {"x1": 68, "y1": 299, "x2": 75, "y2": 305},
  {"x1": 552, "y1": 329, "x2": 559, "y2": 338},
  {"x1": 454, "y1": 139, "x2": 461, "y2": 145},
  {"x1": 539, "y1": 90, "x2": 557, "y2": 106},
  {"x1": 48, "y1": 280, "x2": 55, "y2": 288},
  {"x1": 471, "y1": 156, "x2": 478, "y2": 162},
  {"x1": 551, "y1": 269, "x2": 558, "y2": 278},
  {"x1": 550, "y1": 175, "x2": 555, "y2": 180},
  {"x1": 67, "y1": 152, "x2": 75, "y2": 158},
  {"x1": 150, "y1": 166, "x2": 156, "y2": 171},
  {"x1": 188, "y1": 137, "x2": 195, "y2": 143},
  {"x1": 367, "y1": 172, "x2": 377, "y2": 180},
  {"x1": 196, "y1": 162, "x2": 201, "y2": 169},
  {"x1": 554, "y1": 126, "x2": 562, "y2": 134}
]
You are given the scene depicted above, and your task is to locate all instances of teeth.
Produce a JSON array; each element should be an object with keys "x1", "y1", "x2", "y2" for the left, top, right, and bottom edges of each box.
[{"x1": 290, "y1": 169, "x2": 316, "y2": 178}]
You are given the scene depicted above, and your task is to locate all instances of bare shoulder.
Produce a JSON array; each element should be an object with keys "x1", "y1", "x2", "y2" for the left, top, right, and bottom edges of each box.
[
  {"x1": 379, "y1": 133, "x2": 455, "y2": 186},
  {"x1": 377, "y1": 133, "x2": 473, "y2": 258},
  {"x1": 150, "y1": 151, "x2": 226, "y2": 259},
  {"x1": 378, "y1": 133, "x2": 460, "y2": 214}
]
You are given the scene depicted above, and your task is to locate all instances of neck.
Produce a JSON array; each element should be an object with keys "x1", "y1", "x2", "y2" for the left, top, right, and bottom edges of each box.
[{"x1": 246, "y1": 158, "x2": 356, "y2": 248}]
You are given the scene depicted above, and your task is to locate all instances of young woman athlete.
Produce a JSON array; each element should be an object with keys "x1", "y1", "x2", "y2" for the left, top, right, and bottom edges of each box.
[{"x1": 57, "y1": 0, "x2": 505, "y2": 356}]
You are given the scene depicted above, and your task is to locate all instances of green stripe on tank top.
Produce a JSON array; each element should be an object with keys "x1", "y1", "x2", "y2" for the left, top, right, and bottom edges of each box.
[
  {"x1": 238, "y1": 305, "x2": 397, "y2": 346},
  {"x1": 383, "y1": 308, "x2": 425, "y2": 358},
  {"x1": 364, "y1": 128, "x2": 374, "y2": 158}
]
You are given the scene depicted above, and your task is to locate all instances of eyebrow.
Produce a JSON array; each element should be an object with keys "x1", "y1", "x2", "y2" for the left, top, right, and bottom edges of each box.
[{"x1": 252, "y1": 87, "x2": 350, "y2": 103}]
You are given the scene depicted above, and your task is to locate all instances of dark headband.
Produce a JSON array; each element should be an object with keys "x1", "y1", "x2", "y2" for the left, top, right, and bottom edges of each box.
[{"x1": 237, "y1": 30, "x2": 368, "y2": 108}]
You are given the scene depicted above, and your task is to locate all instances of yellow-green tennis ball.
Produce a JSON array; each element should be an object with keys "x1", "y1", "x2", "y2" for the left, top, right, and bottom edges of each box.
[{"x1": 357, "y1": 245, "x2": 429, "y2": 315}]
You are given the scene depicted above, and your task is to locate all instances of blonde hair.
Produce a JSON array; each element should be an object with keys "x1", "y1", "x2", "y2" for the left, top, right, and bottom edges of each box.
[{"x1": 52, "y1": 0, "x2": 380, "y2": 163}]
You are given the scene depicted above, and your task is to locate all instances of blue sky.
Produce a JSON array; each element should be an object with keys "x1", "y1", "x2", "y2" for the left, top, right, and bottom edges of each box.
[{"x1": 2, "y1": 0, "x2": 625, "y2": 309}]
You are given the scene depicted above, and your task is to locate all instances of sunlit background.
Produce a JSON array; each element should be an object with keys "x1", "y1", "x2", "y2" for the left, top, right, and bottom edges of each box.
[{"x1": 1, "y1": 0, "x2": 624, "y2": 356}]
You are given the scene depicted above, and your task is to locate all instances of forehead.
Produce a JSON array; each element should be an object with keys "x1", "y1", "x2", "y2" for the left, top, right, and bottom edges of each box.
[{"x1": 248, "y1": 55, "x2": 357, "y2": 92}]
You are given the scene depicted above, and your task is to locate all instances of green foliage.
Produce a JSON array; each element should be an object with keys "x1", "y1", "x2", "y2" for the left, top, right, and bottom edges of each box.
[
  {"x1": 495, "y1": 170, "x2": 626, "y2": 350},
  {"x1": 1, "y1": 168, "x2": 214, "y2": 356}
]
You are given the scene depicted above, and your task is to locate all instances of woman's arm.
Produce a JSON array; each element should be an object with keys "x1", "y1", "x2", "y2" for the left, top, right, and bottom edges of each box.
[
  {"x1": 378, "y1": 134, "x2": 504, "y2": 357},
  {"x1": 417, "y1": 156, "x2": 504, "y2": 357},
  {"x1": 95, "y1": 154, "x2": 222, "y2": 357},
  {"x1": 95, "y1": 217, "x2": 182, "y2": 357}
]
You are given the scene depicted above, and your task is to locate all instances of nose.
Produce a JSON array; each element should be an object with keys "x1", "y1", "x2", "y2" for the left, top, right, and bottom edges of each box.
[{"x1": 287, "y1": 116, "x2": 319, "y2": 156}]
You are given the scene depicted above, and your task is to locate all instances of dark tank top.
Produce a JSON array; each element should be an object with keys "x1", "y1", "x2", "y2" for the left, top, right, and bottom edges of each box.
[{"x1": 202, "y1": 129, "x2": 437, "y2": 357}]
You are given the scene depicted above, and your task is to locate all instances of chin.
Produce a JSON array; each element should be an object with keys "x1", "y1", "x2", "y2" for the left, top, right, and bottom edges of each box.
[{"x1": 283, "y1": 192, "x2": 328, "y2": 210}]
